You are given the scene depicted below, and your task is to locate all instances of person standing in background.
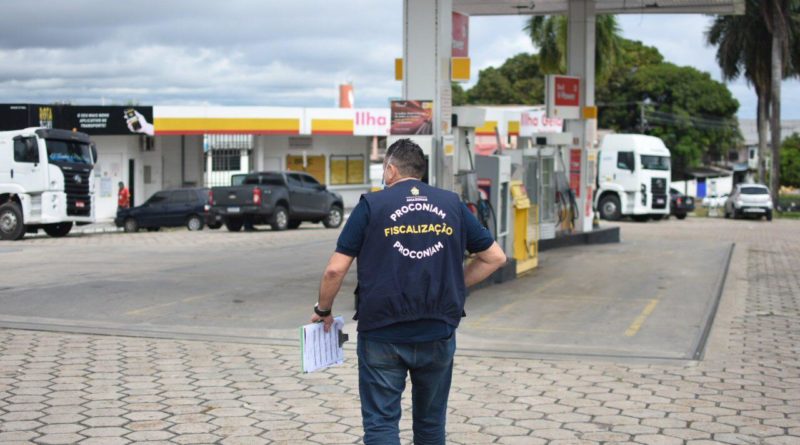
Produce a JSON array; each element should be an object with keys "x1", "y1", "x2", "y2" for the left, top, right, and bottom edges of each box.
[{"x1": 118, "y1": 181, "x2": 130, "y2": 209}]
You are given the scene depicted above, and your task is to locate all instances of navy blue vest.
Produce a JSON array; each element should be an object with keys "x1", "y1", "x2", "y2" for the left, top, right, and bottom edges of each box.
[{"x1": 356, "y1": 180, "x2": 467, "y2": 332}]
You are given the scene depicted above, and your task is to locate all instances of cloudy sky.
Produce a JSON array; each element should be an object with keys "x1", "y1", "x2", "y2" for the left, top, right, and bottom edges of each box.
[{"x1": 0, "y1": 0, "x2": 797, "y2": 119}]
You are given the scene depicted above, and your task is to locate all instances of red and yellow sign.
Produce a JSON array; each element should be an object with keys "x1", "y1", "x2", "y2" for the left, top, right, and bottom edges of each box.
[
  {"x1": 311, "y1": 119, "x2": 354, "y2": 136},
  {"x1": 155, "y1": 118, "x2": 300, "y2": 135}
]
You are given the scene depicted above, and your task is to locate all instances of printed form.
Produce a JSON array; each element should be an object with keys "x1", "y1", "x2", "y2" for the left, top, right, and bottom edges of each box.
[{"x1": 300, "y1": 316, "x2": 346, "y2": 373}]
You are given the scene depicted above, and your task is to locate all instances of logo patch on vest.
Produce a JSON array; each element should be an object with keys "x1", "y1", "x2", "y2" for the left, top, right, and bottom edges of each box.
[
  {"x1": 411, "y1": 187, "x2": 419, "y2": 196},
  {"x1": 386, "y1": 199, "x2": 450, "y2": 260}
]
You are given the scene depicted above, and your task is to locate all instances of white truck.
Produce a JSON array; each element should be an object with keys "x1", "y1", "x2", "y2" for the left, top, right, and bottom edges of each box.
[
  {"x1": 594, "y1": 134, "x2": 671, "y2": 222},
  {"x1": 0, "y1": 127, "x2": 97, "y2": 240}
]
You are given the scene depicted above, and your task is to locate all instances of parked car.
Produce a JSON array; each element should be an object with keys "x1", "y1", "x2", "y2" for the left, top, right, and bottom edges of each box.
[
  {"x1": 702, "y1": 193, "x2": 728, "y2": 207},
  {"x1": 115, "y1": 188, "x2": 209, "y2": 233},
  {"x1": 208, "y1": 171, "x2": 344, "y2": 231},
  {"x1": 724, "y1": 183, "x2": 773, "y2": 221},
  {"x1": 669, "y1": 188, "x2": 695, "y2": 220}
]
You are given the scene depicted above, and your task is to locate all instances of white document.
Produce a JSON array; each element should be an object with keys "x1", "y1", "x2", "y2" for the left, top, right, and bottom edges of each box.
[{"x1": 300, "y1": 316, "x2": 346, "y2": 373}]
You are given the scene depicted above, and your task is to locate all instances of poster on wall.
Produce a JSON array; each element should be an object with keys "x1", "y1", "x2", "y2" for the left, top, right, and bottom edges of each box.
[
  {"x1": 0, "y1": 104, "x2": 154, "y2": 135},
  {"x1": 390, "y1": 100, "x2": 433, "y2": 135},
  {"x1": 99, "y1": 177, "x2": 113, "y2": 198}
]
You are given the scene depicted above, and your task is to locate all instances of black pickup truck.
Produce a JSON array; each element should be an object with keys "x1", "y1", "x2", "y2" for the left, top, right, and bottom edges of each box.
[{"x1": 208, "y1": 171, "x2": 344, "y2": 231}]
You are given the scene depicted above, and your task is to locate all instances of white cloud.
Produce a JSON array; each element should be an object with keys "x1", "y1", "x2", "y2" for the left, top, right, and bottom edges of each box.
[{"x1": 0, "y1": 2, "x2": 796, "y2": 119}]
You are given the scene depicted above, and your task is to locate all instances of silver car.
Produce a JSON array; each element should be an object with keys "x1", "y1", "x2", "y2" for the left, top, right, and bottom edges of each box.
[{"x1": 724, "y1": 184, "x2": 773, "y2": 221}]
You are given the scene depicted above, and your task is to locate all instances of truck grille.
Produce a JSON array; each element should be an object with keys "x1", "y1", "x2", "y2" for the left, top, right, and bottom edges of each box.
[
  {"x1": 652, "y1": 194, "x2": 668, "y2": 209},
  {"x1": 63, "y1": 169, "x2": 92, "y2": 216},
  {"x1": 651, "y1": 177, "x2": 667, "y2": 195}
]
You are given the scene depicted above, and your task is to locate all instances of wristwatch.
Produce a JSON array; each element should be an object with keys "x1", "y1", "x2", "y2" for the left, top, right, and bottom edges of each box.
[{"x1": 314, "y1": 303, "x2": 332, "y2": 317}]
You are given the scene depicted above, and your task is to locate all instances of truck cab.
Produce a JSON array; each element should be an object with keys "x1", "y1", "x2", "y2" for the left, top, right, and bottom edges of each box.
[
  {"x1": 594, "y1": 134, "x2": 671, "y2": 221},
  {"x1": 0, "y1": 127, "x2": 97, "y2": 240}
]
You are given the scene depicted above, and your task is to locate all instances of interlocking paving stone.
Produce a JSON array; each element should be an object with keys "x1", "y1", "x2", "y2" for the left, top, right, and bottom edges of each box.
[{"x1": 0, "y1": 219, "x2": 799, "y2": 444}]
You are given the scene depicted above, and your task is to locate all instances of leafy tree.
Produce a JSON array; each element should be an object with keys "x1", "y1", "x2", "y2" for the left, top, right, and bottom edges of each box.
[
  {"x1": 596, "y1": 39, "x2": 664, "y2": 131},
  {"x1": 781, "y1": 133, "x2": 800, "y2": 187},
  {"x1": 525, "y1": 15, "x2": 623, "y2": 83},
  {"x1": 462, "y1": 38, "x2": 741, "y2": 178},
  {"x1": 452, "y1": 83, "x2": 467, "y2": 106},
  {"x1": 465, "y1": 53, "x2": 544, "y2": 105},
  {"x1": 707, "y1": 0, "x2": 800, "y2": 202},
  {"x1": 600, "y1": 62, "x2": 741, "y2": 178}
]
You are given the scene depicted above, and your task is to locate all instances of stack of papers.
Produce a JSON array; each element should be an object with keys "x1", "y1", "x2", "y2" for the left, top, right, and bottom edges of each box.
[{"x1": 300, "y1": 316, "x2": 346, "y2": 373}]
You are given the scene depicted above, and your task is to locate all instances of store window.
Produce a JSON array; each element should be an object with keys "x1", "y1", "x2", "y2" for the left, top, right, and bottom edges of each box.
[
  {"x1": 286, "y1": 154, "x2": 326, "y2": 184},
  {"x1": 330, "y1": 155, "x2": 365, "y2": 185},
  {"x1": 211, "y1": 149, "x2": 242, "y2": 172}
]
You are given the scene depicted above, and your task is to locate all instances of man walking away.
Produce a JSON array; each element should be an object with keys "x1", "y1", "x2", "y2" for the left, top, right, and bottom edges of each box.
[{"x1": 310, "y1": 138, "x2": 507, "y2": 444}]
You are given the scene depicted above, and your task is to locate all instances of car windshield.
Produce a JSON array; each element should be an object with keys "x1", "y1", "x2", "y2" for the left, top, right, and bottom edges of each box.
[
  {"x1": 640, "y1": 155, "x2": 670, "y2": 171},
  {"x1": 46, "y1": 139, "x2": 93, "y2": 165},
  {"x1": 741, "y1": 186, "x2": 769, "y2": 195}
]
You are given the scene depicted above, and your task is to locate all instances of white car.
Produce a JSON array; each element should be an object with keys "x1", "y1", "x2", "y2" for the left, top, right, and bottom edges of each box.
[
  {"x1": 724, "y1": 184, "x2": 773, "y2": 221},
  {"x1": 702, "y1": 193, "x2": 728, "y2": 207}
]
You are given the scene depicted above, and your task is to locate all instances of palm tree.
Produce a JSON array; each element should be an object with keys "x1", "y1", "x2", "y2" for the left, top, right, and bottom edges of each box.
[
  {"x1": 707, "y1": 0, "x2": 773, "y2": 182},
  {"x1": 524, "y1": 15, "x2": 623, "y2": 83},
  {"x1": 708, "y1": 0, "x2": 798, "y2": 201},
  {"x1": 761, "y1": 0, "x2": 797, "y2": 204}
]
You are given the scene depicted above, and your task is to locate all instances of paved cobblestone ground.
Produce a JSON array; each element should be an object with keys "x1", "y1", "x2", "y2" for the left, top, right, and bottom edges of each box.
[{"x1": 1, "y1": 217, "x2": 798, "y2": 444}]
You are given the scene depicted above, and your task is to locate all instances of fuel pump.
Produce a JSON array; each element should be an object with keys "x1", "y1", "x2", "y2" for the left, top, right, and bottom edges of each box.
[{"x1": 474, "y1": 154, "x2": 513, "y2": 255}]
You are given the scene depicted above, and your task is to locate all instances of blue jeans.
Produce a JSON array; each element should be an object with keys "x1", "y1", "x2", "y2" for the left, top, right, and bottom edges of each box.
[{"x1": 357, "y1": 333, "x2": 456, "y2": 445}]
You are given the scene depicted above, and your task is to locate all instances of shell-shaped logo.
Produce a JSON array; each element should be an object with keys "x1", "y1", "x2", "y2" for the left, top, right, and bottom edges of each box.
[{"x1": 410, "y1": 187, "x2": 419, "y2": 196}]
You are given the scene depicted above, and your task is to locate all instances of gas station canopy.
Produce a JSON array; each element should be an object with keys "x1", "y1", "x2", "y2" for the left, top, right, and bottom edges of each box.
[{"x1": 454, "y1": 0, "x2": 744, "y2": 15}]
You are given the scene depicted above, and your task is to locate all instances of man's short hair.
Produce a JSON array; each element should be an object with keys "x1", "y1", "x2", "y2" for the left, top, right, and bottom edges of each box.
[
  {"x1": 385, "y1": 138, "x2": 426, "y2": 179},
  {"x1": 118, "y1": 182, "x2": 124, "y2": 187}
]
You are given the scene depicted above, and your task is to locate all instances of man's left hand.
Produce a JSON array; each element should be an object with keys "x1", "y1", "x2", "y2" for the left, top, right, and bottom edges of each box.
[{"x1": 310, "y1": 313, "x2": 334, "y2": 332}]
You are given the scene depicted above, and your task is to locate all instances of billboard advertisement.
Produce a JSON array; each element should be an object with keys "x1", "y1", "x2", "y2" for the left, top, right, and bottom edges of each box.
[
  {"x1": 390, "y1": 100, "x2": 433, "y2": 135},
  {"x1": 0, "y1": 104, "x2": 154, "y2": 136}
]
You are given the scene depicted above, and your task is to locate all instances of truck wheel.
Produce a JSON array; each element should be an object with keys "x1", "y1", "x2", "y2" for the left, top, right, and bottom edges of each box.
[
  {"x1": 225, "y1": 218, "x2": 243, "y2": 232},
  {"x1": 288, "y1": 219, "x2": 302, "y2": 229},
  {"x1": 124, "y1": 218, "x2": 139, "y2": 233},
  {"x1": 43, "y1": 222, "x2": 73, "y2": 238},
  {"x1": 599, "y1": 195, "x2": 621, "y2": 221},
  {"x1": 676, "y1": 213, "x2": 687, "y2": 220},
  {"x1": 323, "y1": 206, "x2": 343, "y2": 229},
  {"x1": 766, "y1": 211, "x2": 773, "y2": 221},
  {"x1": 0, "y1": 202, "x2": 25, "y2": 241},
  {"x1": 186, "y1": 215, "x2": 204, "y2": 231},
  {"x1": 270, "y1": 206, "x2": 289, "y2": 231}
]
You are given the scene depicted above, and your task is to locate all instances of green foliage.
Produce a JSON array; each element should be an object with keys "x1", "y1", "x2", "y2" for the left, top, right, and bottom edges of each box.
[
  {"x1": 452, "y1": 83, "x2": 467, "y2": 106},
  {"x1": 462, "y1": 25, "x2": 742, "y2": 178},
  {"x1": 601, "y1": 62, "x2": 740, "y2": 176},
  {"x1": 524, "y1": 15, "x2": 623, "y2": 82},
  {"x1": 465, "y1": 53, "x2": 544, "y2": 105},
  {"x1": 597, "y1": 39, "x2": 664, "y2": 132},
  {"x1": 781, "y1": 133, "x2": 800, "y2": 187}
]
